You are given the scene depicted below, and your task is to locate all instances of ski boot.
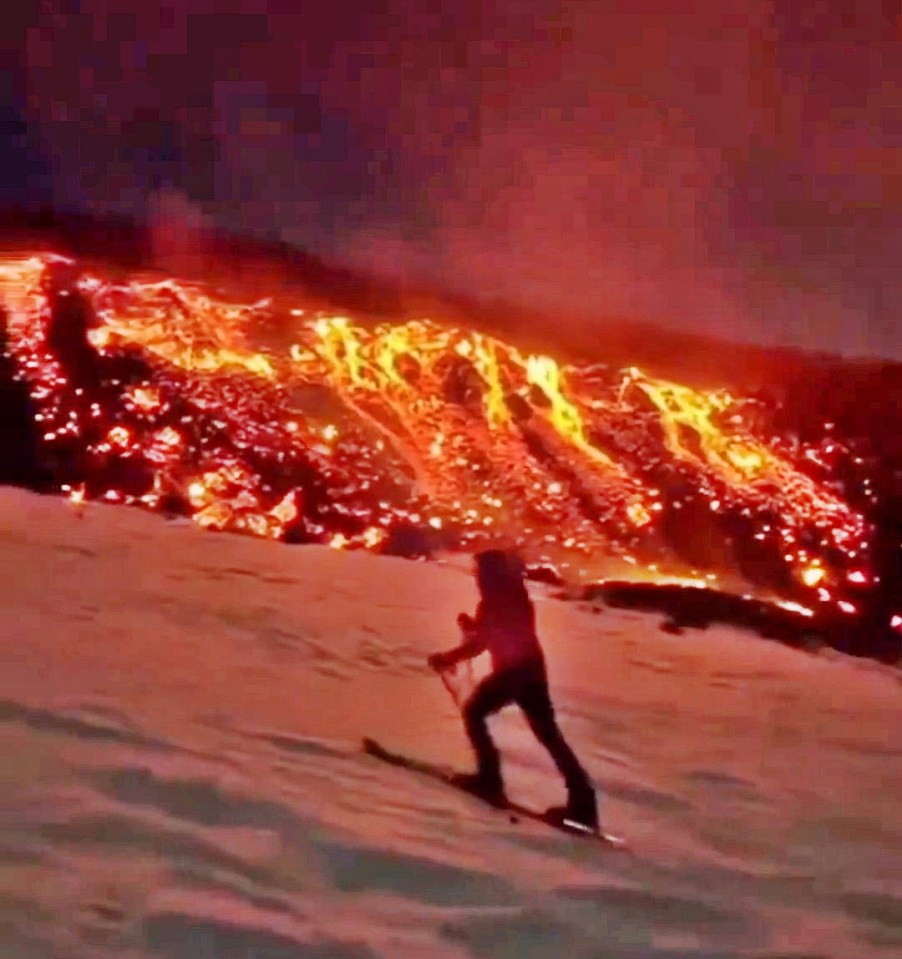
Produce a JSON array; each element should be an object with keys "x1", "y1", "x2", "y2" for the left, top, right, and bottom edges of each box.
[{"x1": 546, "y1": 787, "x2": 599, "y2": 834}]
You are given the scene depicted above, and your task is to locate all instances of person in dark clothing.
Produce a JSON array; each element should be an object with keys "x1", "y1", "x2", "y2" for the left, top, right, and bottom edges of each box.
[{"x1": 428, "y1": 549, "x2": 599, "y2": 830}]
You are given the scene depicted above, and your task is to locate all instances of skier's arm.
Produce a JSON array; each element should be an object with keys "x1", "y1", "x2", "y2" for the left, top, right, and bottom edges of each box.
[
  {"x1": 427, "y1": 611, "x2": 487, "y2": 672},
  {"x1": 428, "y1": 635, "x2": 486, "y2": 672},
  {"x1": 451, "y1": 606, "x2": 489, "y2": 662},
  {"x1": 449, "y1": 632, "x2": 487, "y2": 664}
]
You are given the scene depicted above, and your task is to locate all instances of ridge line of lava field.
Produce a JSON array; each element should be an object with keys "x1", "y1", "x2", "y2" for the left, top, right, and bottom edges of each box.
[{"x1": 1, "y1": 251, "x2": 898, "y2": 658}]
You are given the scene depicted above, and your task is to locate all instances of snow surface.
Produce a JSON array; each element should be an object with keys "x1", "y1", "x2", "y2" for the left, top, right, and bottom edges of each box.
[{"x1": 1, "y1": 488, "x2": 900, "y2": 959}]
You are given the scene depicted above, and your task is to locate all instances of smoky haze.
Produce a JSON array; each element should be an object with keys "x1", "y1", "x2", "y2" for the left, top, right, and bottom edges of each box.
[{"x1": 7, "y1": 1, "x2": 901, "y2": 358}]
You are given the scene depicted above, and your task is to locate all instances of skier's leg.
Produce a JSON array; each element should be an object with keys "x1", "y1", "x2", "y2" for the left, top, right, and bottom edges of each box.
[
  {"x1": 517, "y1": 675, "x2": 597, "y2": 825},
  {"x1": 462, "y1": 671, "x2": 518, "y2": 791}
]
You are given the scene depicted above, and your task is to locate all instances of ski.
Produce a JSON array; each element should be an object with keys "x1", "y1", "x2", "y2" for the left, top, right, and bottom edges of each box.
[{"x1": 362, "y1": 737, "x2": 627, "y2": 848}]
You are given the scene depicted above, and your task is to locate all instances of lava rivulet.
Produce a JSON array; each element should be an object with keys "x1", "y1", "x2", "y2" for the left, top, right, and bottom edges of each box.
[{"x1": 0, "y1": 253, "x2": 873, "y2": 615}]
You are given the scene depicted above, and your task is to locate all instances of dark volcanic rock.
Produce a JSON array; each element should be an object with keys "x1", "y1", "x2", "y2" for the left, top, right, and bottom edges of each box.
[
  {"x1": 0, "y1": 308, "x2": 46, "y2": 489},
  {"x1": 584, "y1": 580, "x2": 900, "y2": 665}
]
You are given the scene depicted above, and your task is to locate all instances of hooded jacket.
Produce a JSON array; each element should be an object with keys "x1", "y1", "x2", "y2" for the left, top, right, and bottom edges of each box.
[{"x1": 471, "y1": 595, "x2": 544, "y2": 673}]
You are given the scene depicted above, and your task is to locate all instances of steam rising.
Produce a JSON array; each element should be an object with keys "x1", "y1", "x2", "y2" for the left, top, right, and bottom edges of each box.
[{"x1": 18, "y1": 1, "x2": 901, "y2": 356}]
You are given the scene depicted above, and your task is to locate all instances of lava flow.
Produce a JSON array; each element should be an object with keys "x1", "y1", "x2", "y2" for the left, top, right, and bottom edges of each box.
[{"x1": 0, "y1": 252, "x2": 876, "y2": 618}]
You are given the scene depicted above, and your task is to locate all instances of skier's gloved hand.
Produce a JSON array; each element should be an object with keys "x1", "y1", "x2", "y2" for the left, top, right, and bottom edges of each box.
[
  {"x1": 427, "y1": 651, "x2": 454, "y2": 673},
  {"x1": 457, "y1": 612, "x2": 476, "y2": 632}
]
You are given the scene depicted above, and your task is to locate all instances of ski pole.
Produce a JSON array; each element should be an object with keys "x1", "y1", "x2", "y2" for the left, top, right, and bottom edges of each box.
[{"x1": 439, "y1": 668, "x2": 462, "y2": 711}]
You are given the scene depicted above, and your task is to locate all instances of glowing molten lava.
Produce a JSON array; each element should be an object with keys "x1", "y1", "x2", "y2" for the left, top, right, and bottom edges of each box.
[{"x1": 0, "y1": 253, "x2": 873, "y2": 615}]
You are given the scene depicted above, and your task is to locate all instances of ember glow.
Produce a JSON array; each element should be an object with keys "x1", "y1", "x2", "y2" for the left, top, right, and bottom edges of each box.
[{"x1": 1, "y1": 253, "x2": 875, "y2": 615}]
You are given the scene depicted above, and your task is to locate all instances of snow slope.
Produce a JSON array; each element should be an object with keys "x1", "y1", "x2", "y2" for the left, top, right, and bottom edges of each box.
[{"x1": 1, "y1": 488, "x2": 900, "y2": 959}]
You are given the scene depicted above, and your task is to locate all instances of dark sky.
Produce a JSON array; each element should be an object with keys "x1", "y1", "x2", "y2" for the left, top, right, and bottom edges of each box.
[{"x1": 2, "y1": 1, "x2": 900, "y2": 358}]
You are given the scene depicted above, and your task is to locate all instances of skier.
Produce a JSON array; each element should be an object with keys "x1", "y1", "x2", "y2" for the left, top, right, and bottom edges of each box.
[{"x1": 428, "y1": 549, "x2": 599, "y2": 830}]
